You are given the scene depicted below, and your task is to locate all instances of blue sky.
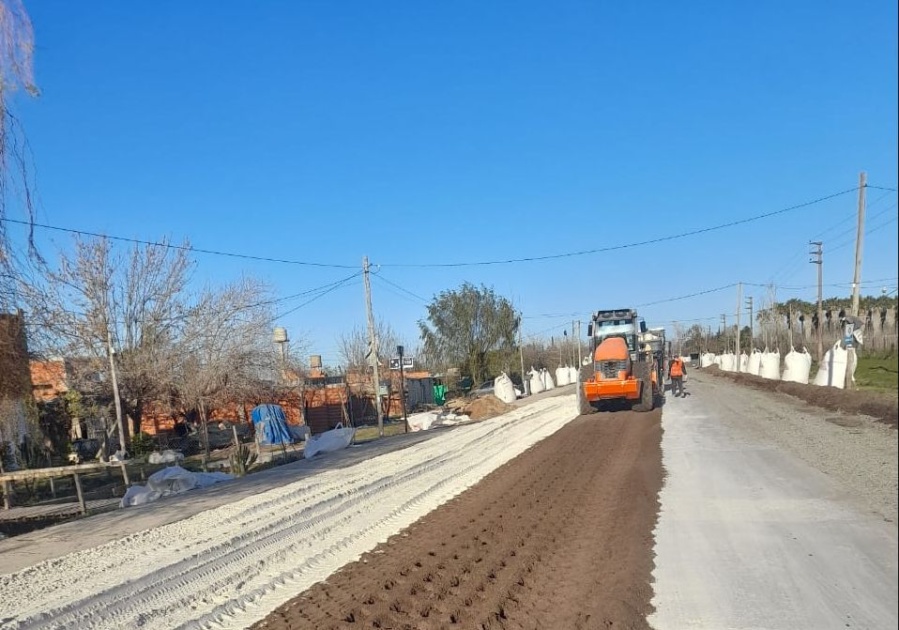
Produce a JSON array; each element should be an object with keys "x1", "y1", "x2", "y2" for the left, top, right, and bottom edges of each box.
[{"x1": 11, "y1": 0, "x2": 899, "y2": 364}]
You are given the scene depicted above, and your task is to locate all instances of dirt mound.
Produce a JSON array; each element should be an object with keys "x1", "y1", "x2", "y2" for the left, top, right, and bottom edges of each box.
[
  {"x1": 709, "y1": 370, "x2": 898, "y2": 429},
  {"x1": 443, "y1": 394, "x2": 515, "y2": 421},
  {"x1": 254, "y1": 409, "x2": 663, "y2": 630}
]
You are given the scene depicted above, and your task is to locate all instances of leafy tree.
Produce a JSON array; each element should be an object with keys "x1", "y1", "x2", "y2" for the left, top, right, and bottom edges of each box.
[{"x1": 418, "y1": 283, "x2": 518, "y2": 384}]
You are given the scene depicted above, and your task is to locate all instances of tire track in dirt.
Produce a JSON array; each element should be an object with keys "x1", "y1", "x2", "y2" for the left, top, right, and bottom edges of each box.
[{"x1": 253, "y1": 409, "x2": 663, "y2": 630}]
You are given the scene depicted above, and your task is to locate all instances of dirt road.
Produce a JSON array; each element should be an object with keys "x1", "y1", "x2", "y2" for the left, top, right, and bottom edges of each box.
[{"x1": 254, "y1": 409, "x2": 662, "y2": 630}]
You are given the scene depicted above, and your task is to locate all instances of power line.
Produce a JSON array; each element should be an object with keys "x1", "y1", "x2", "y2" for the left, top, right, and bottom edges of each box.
[
  {"x1": 635, "y1": 283, "x2": 737, "y2": 308},
  {"x1": 380, "y1": 187, "x2": 861, "y2": 268},
  {"x1": 274, "y1": 273, "x2": 362, "y2": 320},
  {"x1": 0, "y1": 217, "x2": 357, "y2": 269},
  {"x1": 868, "y1": 185, "x2": 898, "y2": 192},
  {"x1": 370, "y1": 272, "x2": 430, "y2": 304}
]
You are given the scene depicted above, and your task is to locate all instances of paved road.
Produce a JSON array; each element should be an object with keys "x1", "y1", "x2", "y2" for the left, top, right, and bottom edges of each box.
[{"x1": 650, "y1": 371, "x2": 898, "y2": 630}]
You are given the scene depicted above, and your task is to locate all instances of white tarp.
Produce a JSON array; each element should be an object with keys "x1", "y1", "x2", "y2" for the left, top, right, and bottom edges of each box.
[
  {"x1": 304, "y1": 423, "x2": 355, "y2": 458},
  {"x1": 148, "y1": 450, "x2": 184, "y2": 464},
  {"x1": 407, "y1": 411, "x2": 470, "y2": 432},
  {"x1": 555, "y1": 366, "x2": 571, "y2": 387},
  {"x1": 121, "y1": 466, "x2": 233, "y2": 508}
]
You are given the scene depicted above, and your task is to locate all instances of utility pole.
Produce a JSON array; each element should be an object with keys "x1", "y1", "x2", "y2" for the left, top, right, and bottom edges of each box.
[
  {"x1": 720, "y1": 314, "x2": 727, "y2": 354},
  {"x1": 518, "y1": 311, "x2": 529, "y2": 396},
  {"x1": 362, "y1": 256, "x2": 384, "y2": 436},
  {"x1": 746, "y1": 296, "x2": 754, "y2": 351},
  {"x1": 106, "y1": 328, "x2": 130, "y2": 485},
  {"x1": 846, "y1": 172, "x2": 867, "y2": 389},
  {"x1": 735, "y1": 282, "x2": 743, "y2": 370},
  {"x1": 576, "y1": 320, "x2": 582, "y2": 367},
  {"x1": 809, "y1": 241, "x2": 824, "y2": 362},
  {"x1": 397, "y1": 344, "x2": 408, "y2": 433}
]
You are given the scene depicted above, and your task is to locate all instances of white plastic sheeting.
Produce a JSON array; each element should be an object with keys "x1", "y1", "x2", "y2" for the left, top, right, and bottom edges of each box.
[
  {"x1": 148, "y1": 450, "x2": 184, "y2": 464},
  {"x1": 746, "y1": 350, "x2": 762, "y2": 376},
  {"x1": 700, "y1": 353, "x2": 717, "y2": 368},
  {"x1": 555, "y1": 366, "x2": 571, "y2": 387},
  {"x1": 760, "y1": 351, "x2": 781, "y2": 380},
  {"x1": 304, "y1": 423, "x2": 355, "y2": 458},
  {"x1": 813, "y1": 342, "x2": 851, "y2": 388},
  {"x1": 493, "y1": 372, "x2": 517, "y2": 404},
  {"x1": 406, "y1": 411, "x2": 470, "y2": 432},
  {"x1": 121, "y1": 466, "x2": 233, "y2": 508},
  {"x1": 529, "y1": 368, "x2": 545, "y2": 394},
  {"x1": 541, "y1": 368, "x2": 556, "y2": 391},
  {"x1": 782, "y1": 348, "x2": 812, "y2": 384}
]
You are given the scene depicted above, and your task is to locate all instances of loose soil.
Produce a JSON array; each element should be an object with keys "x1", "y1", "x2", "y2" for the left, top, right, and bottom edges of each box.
[
  {"x1": 253, "y1": 409, "x2": 663, "y2": 630},
  {"x1": 707, "y1": 367, "x2": 898, "y2": 429}
]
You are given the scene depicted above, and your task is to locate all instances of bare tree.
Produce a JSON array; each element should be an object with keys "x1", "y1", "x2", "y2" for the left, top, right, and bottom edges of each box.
[
  {"x1": 22, "y1": 237, "x2": 193, "y2": 443},
  {"x1": 175, "y1": 277, "x2": 277, "y2": 460},
  {"x1": 337, "y1": 319, "x2": 403, "y2": 371},
  {"x1": 0, "y1": 0, "x2": 39, "y2": 310}
]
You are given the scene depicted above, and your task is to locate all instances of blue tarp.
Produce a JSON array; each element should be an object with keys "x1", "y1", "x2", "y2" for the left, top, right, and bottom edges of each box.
[{"x1": 251, "y1": 404, "x2": 294, "y2": 446}]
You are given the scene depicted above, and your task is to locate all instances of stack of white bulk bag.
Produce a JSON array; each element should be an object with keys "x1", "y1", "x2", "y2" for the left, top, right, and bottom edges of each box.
[
  {"x1": 813, "y1": 342, "x2": 849, "y2": 388},
  {"x1": 529, "y1": 368, "x2": 545, "y2": 394},
  {"x1": 555, "y1": 366, "x2": 571, "y2": 386},
  {"x1": 782, "y1": 348, "x2": 812, "y2": 384},
  {"x1": 493, "y1": 372, "x2": 517, "y2": 403},
  {"x1": 760, "y1": 351, "x2": 781, "y2": 380},
  {"x1": 541, "y1": 368, "x2": 556, "y2": 391}
]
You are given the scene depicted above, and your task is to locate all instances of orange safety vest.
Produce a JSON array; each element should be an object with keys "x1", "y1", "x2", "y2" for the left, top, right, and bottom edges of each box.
[{"x1": 670, "y1": 359, "x2": 684, "y2": 378}]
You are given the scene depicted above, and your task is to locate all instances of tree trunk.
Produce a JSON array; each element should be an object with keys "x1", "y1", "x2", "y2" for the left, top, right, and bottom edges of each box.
[{"x1": 128, "y1": 399, "x2": 144, "y2": 438}]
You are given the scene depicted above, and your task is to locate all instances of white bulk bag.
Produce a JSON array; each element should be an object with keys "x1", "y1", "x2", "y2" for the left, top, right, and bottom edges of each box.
[
  {"x1": 739, "y1": 353, "x2": 749, "y2": 373},
  {"x1": 701, "y1": 352, "x2": 716, "y2": 368},
  {"x1": 746, "y1": 350, "x2": 762, "y2": 376},
  {"x1": 568, "y1": 366, "x2": 579, "y2": 383},
  {"x1": 541, "y1": 368, "x2": 556, "y2": 391},
  {"x1": 760, "y1": 351, "x2": 781, "y2": 380},
  {"x1": 720, "y1": 353, "x2": 735, "y2": 372},
  {"x1": 782, "y1": 348, "x2": 812, "y2": 384},
  {"x1": 493, "y1": 372, "x2": 517, "y2": 404},
  {"x1": 555, "y1": 366, "x2": 571, "y2": 387},
  {"x1": 813, "y1": 342, "x2": 849, "y2": 388},
  {"x1": 529, "y1": 368, "x2": 545, "y2": 394}
]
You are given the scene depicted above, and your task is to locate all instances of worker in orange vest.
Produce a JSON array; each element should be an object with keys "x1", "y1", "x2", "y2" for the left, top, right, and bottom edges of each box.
[{"x1": 669, "y1": 356, "x2": 687, "y2": 398}]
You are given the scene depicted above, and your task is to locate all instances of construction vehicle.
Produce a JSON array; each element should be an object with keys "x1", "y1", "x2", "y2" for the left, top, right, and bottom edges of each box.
[{"x1": 577, "y1": 308, "x2": 666, "y2": 414}]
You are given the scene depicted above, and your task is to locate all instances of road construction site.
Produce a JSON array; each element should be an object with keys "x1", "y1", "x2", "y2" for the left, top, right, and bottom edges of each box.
[{"x1": 1, "y1": 373, "x2": 896, "y2": 629}]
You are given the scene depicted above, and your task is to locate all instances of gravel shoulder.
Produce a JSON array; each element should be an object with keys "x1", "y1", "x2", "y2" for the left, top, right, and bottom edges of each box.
[{"x1": 651, "y1": 371, "x2": 898, "y2": 630}]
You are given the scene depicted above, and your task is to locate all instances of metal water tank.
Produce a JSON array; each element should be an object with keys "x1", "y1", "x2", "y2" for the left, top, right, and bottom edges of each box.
[{"x1": 272, "y1": 327, "x2": 289, "y2": 344}]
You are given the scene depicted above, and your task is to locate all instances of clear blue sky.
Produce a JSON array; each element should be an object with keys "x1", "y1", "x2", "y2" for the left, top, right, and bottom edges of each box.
[{"x1": 12, "y1": 0, "x2": 899, "y2": 364}]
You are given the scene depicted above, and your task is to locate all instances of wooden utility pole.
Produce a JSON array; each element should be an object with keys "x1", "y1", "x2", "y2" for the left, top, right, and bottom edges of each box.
[
  {"x1": 846, "y1": 173, "x2": 867, "y2": 389},
  {"x1": 720, "y1": 314, "x2": 727, "y2": 354},
  {"x1": 735, "y1": 282, "x2": 743, "y2": 370},
  {"x1": 809, "y1": 241, "x2": 824, "y2": 361},
  {"x1": 362, "y1": 256, "x2": 384, "y2": 436},
  {"x1": 518, "y1": 312, "x2": 529, "y2": 396}
]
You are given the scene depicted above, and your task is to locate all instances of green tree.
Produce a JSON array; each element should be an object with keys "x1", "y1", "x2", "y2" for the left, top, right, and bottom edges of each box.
[{"x1": 418, "y1": 283, "x2": 518, "y2": 384}]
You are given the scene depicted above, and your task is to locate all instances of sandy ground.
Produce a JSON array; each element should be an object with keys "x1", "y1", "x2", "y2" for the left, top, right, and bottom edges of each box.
[
  {"x1": 0, "y1": 397, "x2": 578, "y2": 630},
  {"x1": 253, "y1": 407, "x2": 662, "y2": 630},
  {"x1": 650, "y1": 370, "x2": 898, "y2": 630}
]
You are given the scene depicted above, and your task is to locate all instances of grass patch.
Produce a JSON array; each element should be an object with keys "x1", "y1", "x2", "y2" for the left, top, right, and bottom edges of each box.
[
  {"x1": 855, "y1": 355, "x2": 899, "y2": 393},
  {"x1": 353, "y1": 422, "x2": 409, "y2": 444}
]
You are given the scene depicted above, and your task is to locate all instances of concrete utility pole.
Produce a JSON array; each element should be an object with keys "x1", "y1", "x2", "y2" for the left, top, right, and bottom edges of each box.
[
  {"x1": 362, "y1": 256, "x2": 384, "y2": 436},
  {"x1": 720, "y1": 314, "x2": 727, "y2": 354},
  {"x1": 576, "y1": 320, "x2": 582, "y2": 367},
  {"x1": 809, "y1": 241, "x2": 824, "y2": 362},
  {"x1": 735, "y1": 282, "x2": 743, "y2": 370},
  {"x1": 851, "y1": 172, "x2": 867, "y2": 318},
  {"x1": 846, "y1": 173, "x2": 867, "y2": 390},
  {"x1": 746, "y1": 296, "x2": 754, "y2": 351}
]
